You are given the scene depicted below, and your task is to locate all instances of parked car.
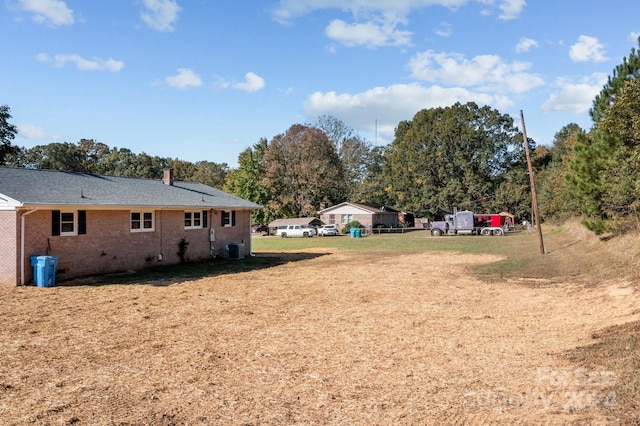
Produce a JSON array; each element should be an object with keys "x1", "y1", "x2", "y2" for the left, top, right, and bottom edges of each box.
[
  {"x1": 276, "y1": 225, "x2": 315, "y2": 238},
  {"x1": 252, "y1": 224, "x2": 269, "y2": 234},
  {"x1": 317, "y1": 224, "x2": 340, "y2": 236}
]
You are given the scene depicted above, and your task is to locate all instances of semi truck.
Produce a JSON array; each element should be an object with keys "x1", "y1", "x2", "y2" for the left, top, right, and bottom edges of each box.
[{"x1": 429, "y1": 209, "x2": 508, "y2": 236}]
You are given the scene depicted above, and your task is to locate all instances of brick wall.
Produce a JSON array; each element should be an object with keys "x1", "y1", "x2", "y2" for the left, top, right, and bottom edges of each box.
[
  {"x1": 18, "y1": 208, "x2": 252, "y2": 285},
  {"x1": 0, "y1": 210, "x2": 18, "y2": 286}
]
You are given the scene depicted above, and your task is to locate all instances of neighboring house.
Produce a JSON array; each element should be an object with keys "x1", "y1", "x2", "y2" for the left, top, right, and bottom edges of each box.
[
  {"x1": 0, "y1": 167, "x2": 261, "y2": 286},
  {"x1": 267, "y1": 217, "x2": 323, "y2": 233},
  {"x1": 318, "y1": 202, "x2": 413, "y2": 229}
]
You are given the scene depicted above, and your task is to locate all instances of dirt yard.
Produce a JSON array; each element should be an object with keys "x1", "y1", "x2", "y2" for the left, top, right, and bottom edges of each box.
[{"x1": 0, "y1": 247, "x2": 637, "y2": 425}]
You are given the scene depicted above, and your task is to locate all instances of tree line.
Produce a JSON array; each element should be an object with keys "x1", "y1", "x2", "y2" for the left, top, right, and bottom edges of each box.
[{"x1": 3, "y1": 38, "x2": 640, "y2": 233}]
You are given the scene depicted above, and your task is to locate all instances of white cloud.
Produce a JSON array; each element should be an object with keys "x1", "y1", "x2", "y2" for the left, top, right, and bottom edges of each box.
[
  {"x1": 165, "y1": 68, "x2": 202, "y2": 88},
  {"x1": 19, "y1": 0, "x2": 74, "y2": 27},
  {"x1": 37, "y1": 53, "x2": 124, "y2": 71},
  {"x1": 434, "y1": 22, "x2": 453, "y2": 37},
  {"x1": 141, "y1": 0, "x2": 181, "y2": 32},
  {"x1": 18, "y1": 124, "x2": 48, "y2": 139},
  {"x1": 569, "y1": 35, "x2": 608, "y2": 63},
  {"x1": 232, "y1": 72, "x2": 266, "y2": 93},
  {"x1": 325, "y1": 19, "x2": 411, "y2": 47},
  {"x1": 214, "y1": 76, "x2": 231, "y2": 90},
  {"x1": 271, "y1": 1, "x2": 497, "y2": 24},
  {"x1": 271, "y1": 1, "x2": 525, "y2": 47},
  {"x1": 541, "y1": 73, "x2": 608, "y2": 113},
  {"x1": 408, "y1": 50, "x2": 543, "y2": 93},
  {"x1": 629, "y1": 32, "x2": 640, "y2": 41},
  {"x1": 303, "y1": 83, "x2": 513, "y2": 143},
  {"x1": 498, "y1": 0, "x2": 526, "y2": 20},
  {"x1": 515, "y1": 37, "x2": 538, "y2": 53}
]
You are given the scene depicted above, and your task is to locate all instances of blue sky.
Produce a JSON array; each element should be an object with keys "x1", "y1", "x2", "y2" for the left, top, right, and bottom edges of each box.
[{"x1": 3, "y1": 1, "x2": 639, "y2": 167}]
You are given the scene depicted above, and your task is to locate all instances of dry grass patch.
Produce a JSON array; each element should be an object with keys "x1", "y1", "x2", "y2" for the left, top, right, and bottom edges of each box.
[{"x1": 1, "y1": 227, "x2": 638, "y2": 424}]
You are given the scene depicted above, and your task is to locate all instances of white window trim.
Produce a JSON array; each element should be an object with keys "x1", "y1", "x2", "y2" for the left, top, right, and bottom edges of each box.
[
  {"x1": 341, "y1": 214, "x2": 352, "y2": 224},
  {"x1": 222, "y1": 210, "x2": 233, "y2": 227},
  {"x1": 184, "y1": 210, "x2": 203, "y2": 230},
  {"x1": 60, "y1": 210, "x2": 77, "y2": 236},
  {"x1": 130, "y1": 210, "x2": 155, "y2": 233}
]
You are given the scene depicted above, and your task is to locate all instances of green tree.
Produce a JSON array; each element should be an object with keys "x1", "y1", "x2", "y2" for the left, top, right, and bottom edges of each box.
[
  {"x1": 225, "y1": 138, "x2": 269, "y2": 223},
  {"x1": 549, "y1": 123, "x2": 583, "y2": 163},
  {"x1": 192, "y1": 161, "x2": 229, "y2": 188},
  {"x1": 354, "y1": 145, "x2": 391, "y2": 205},
  {"x1": 315, "y1": 115, "x2": 373, "y2": 201},
  {"x1": 599, "y1": 78, "x2": 640, "y2": 148},
  {"x1": 590, "y1": 36, "x2": 640, "y2": 123},
  {"x1": 263, "y1": 124, "x2": 346, "y2": 218},
  {"x1": 339, "y1": 136, "x2": 372, "y2": 195},
  {"x1": 597, "y1": 78, "x2": 640, "y2": 216},
  {"x1": 490, "y1": 159, "x2": 531, "y2": 221},
  {"x1": 568, "y1": 75, "x2": 640, "y2": 233},
  {"x1": 166, "y1": 158, "x2": 197, "y2": 181},
  {"x1": 76, "y1": 139, "x2": 112, "y2": 173},
  {"x1": 565, "y1": 131, "x2": 617, "y2": 221},
  {"x1": 17, "y1": 142, "x2": 87, "y2": 171},
  {"x1": 535, "y1": 124, "x2": 584, "y2": 221},
  {"x1": 0, "y1": 105, "x2": 19, "y2": 164},
  {"x1": 100, "y1": 147, "x2": 150, "y2": 177},
  {"x1": 383, "y1": 102, "x2": 523, "y2": 218}
]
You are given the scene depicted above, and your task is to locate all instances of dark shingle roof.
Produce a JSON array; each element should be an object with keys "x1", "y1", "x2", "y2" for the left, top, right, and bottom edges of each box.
[
  {"x1": 0, "y1": 167, "x2": 261, "y2": 210},
  {"x1": 317, "y1": 202, "x2": 401, "y2": 214}
]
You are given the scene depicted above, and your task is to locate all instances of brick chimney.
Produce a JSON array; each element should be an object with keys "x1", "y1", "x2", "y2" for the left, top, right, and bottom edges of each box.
[{"x1": 163, "y1": 168, "x2": 174, "y2": 186}]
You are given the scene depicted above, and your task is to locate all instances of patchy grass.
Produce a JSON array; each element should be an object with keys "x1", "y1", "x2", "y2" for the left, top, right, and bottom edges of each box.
[
  {"x1": 62, "y1": 252, "x2": 325, "y2": 286},
  {"x1": 255, "y1": 223, "x2": 640, "y2": 423},
  {"x1": 15, "y1": 222, "x2": 638, "y2": 424},
  {"x1": 74, "y1": 222, "x2": 638, "y2": 290},
  {"x1": 255, "y1": 224, "x2": 639, "y2": 287},
  {"x1": 568, "y1": 321, "x2": 640, "y2": 424}
]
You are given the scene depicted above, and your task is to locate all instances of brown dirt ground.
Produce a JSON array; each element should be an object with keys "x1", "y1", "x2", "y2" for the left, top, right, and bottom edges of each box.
[{"x1": 0, "y1": 248, "x2": 638, "y2": 425}]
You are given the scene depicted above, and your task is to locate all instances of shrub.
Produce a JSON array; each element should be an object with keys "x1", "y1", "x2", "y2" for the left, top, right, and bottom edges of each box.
[
  {"x1": 581, "y1": 218, "x2": 611, "y2": 235},
  {"x1": 342, "y1": 220, "x2": 362, "y2": 234},
  {"x1": 177, "y1": 237, "x2": 189, "y2": 263}
]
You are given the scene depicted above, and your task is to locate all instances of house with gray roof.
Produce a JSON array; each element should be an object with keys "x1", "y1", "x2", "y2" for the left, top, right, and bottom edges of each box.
[
  {"x1": 317, "y1": 202, "x2": 413, "y2": 230},
  {"x1": 0, "y1": 167, "x2": 261, "y2": 286}
]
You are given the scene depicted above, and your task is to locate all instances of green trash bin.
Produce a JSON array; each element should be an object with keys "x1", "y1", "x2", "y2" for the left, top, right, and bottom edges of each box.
[{"x1": 354, "y1": 228, "x2": 361, "y2": 238}]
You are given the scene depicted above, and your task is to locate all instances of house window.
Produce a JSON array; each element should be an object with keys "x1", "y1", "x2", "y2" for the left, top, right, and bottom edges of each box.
[
  {"x1": 131, "y1": 211, "x2": 154, "y2": 232},
  {"x1": 341, "y1": 214, "x2": 353, "y2": 224},
  {"x1": 221, "y1": 210, "x2": 236, "y2": 227},
  {"x1": 184, "y1": 211, "x2": 203, "y2": 229},
  {"x1": 52, "y1": 210, "x2": 86, "y2": 236},
  {"x1": 60, "y1": 212, "x2": 75, "y2": 234}
]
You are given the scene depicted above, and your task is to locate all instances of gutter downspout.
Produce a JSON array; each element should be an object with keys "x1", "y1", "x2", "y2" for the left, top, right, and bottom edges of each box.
[
  {"x1": 20, "y1": 207, "x2": 39, "y2": 286},
  {"x1": 249, "y1": 210, "x2": 255, "y2": 257}
]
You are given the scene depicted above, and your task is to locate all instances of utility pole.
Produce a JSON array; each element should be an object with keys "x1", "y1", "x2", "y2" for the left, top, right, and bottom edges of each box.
[{"x1": 520, "y1": 110, "x2": 546, "y2": 254}]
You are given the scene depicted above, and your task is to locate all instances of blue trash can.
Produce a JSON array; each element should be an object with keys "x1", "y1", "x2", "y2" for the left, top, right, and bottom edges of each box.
[
  {"x1": 32, "y1": 255, "x2": 59, "y2": 287},
  {"x1": 350, "y1": 228, "x2": 356, "y2": 238}
]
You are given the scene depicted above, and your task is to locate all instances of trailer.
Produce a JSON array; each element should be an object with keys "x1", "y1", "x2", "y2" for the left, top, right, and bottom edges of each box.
[{"x1": 429, "y1": 210, "x2": 507, "y2": 236}]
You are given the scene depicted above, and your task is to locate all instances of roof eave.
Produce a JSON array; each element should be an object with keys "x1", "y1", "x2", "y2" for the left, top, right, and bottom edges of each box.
[{"x1": 15, "y1": 202, "x2": 262, "y2": 211}]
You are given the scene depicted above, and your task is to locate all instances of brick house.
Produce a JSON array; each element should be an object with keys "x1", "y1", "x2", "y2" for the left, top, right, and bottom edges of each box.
[
  {"x1": 0, "y1": 167, "x2": 261, "y2": 286},
  {"x1": 318, "y1": 202, "x2": 413, "y2": 230}
]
